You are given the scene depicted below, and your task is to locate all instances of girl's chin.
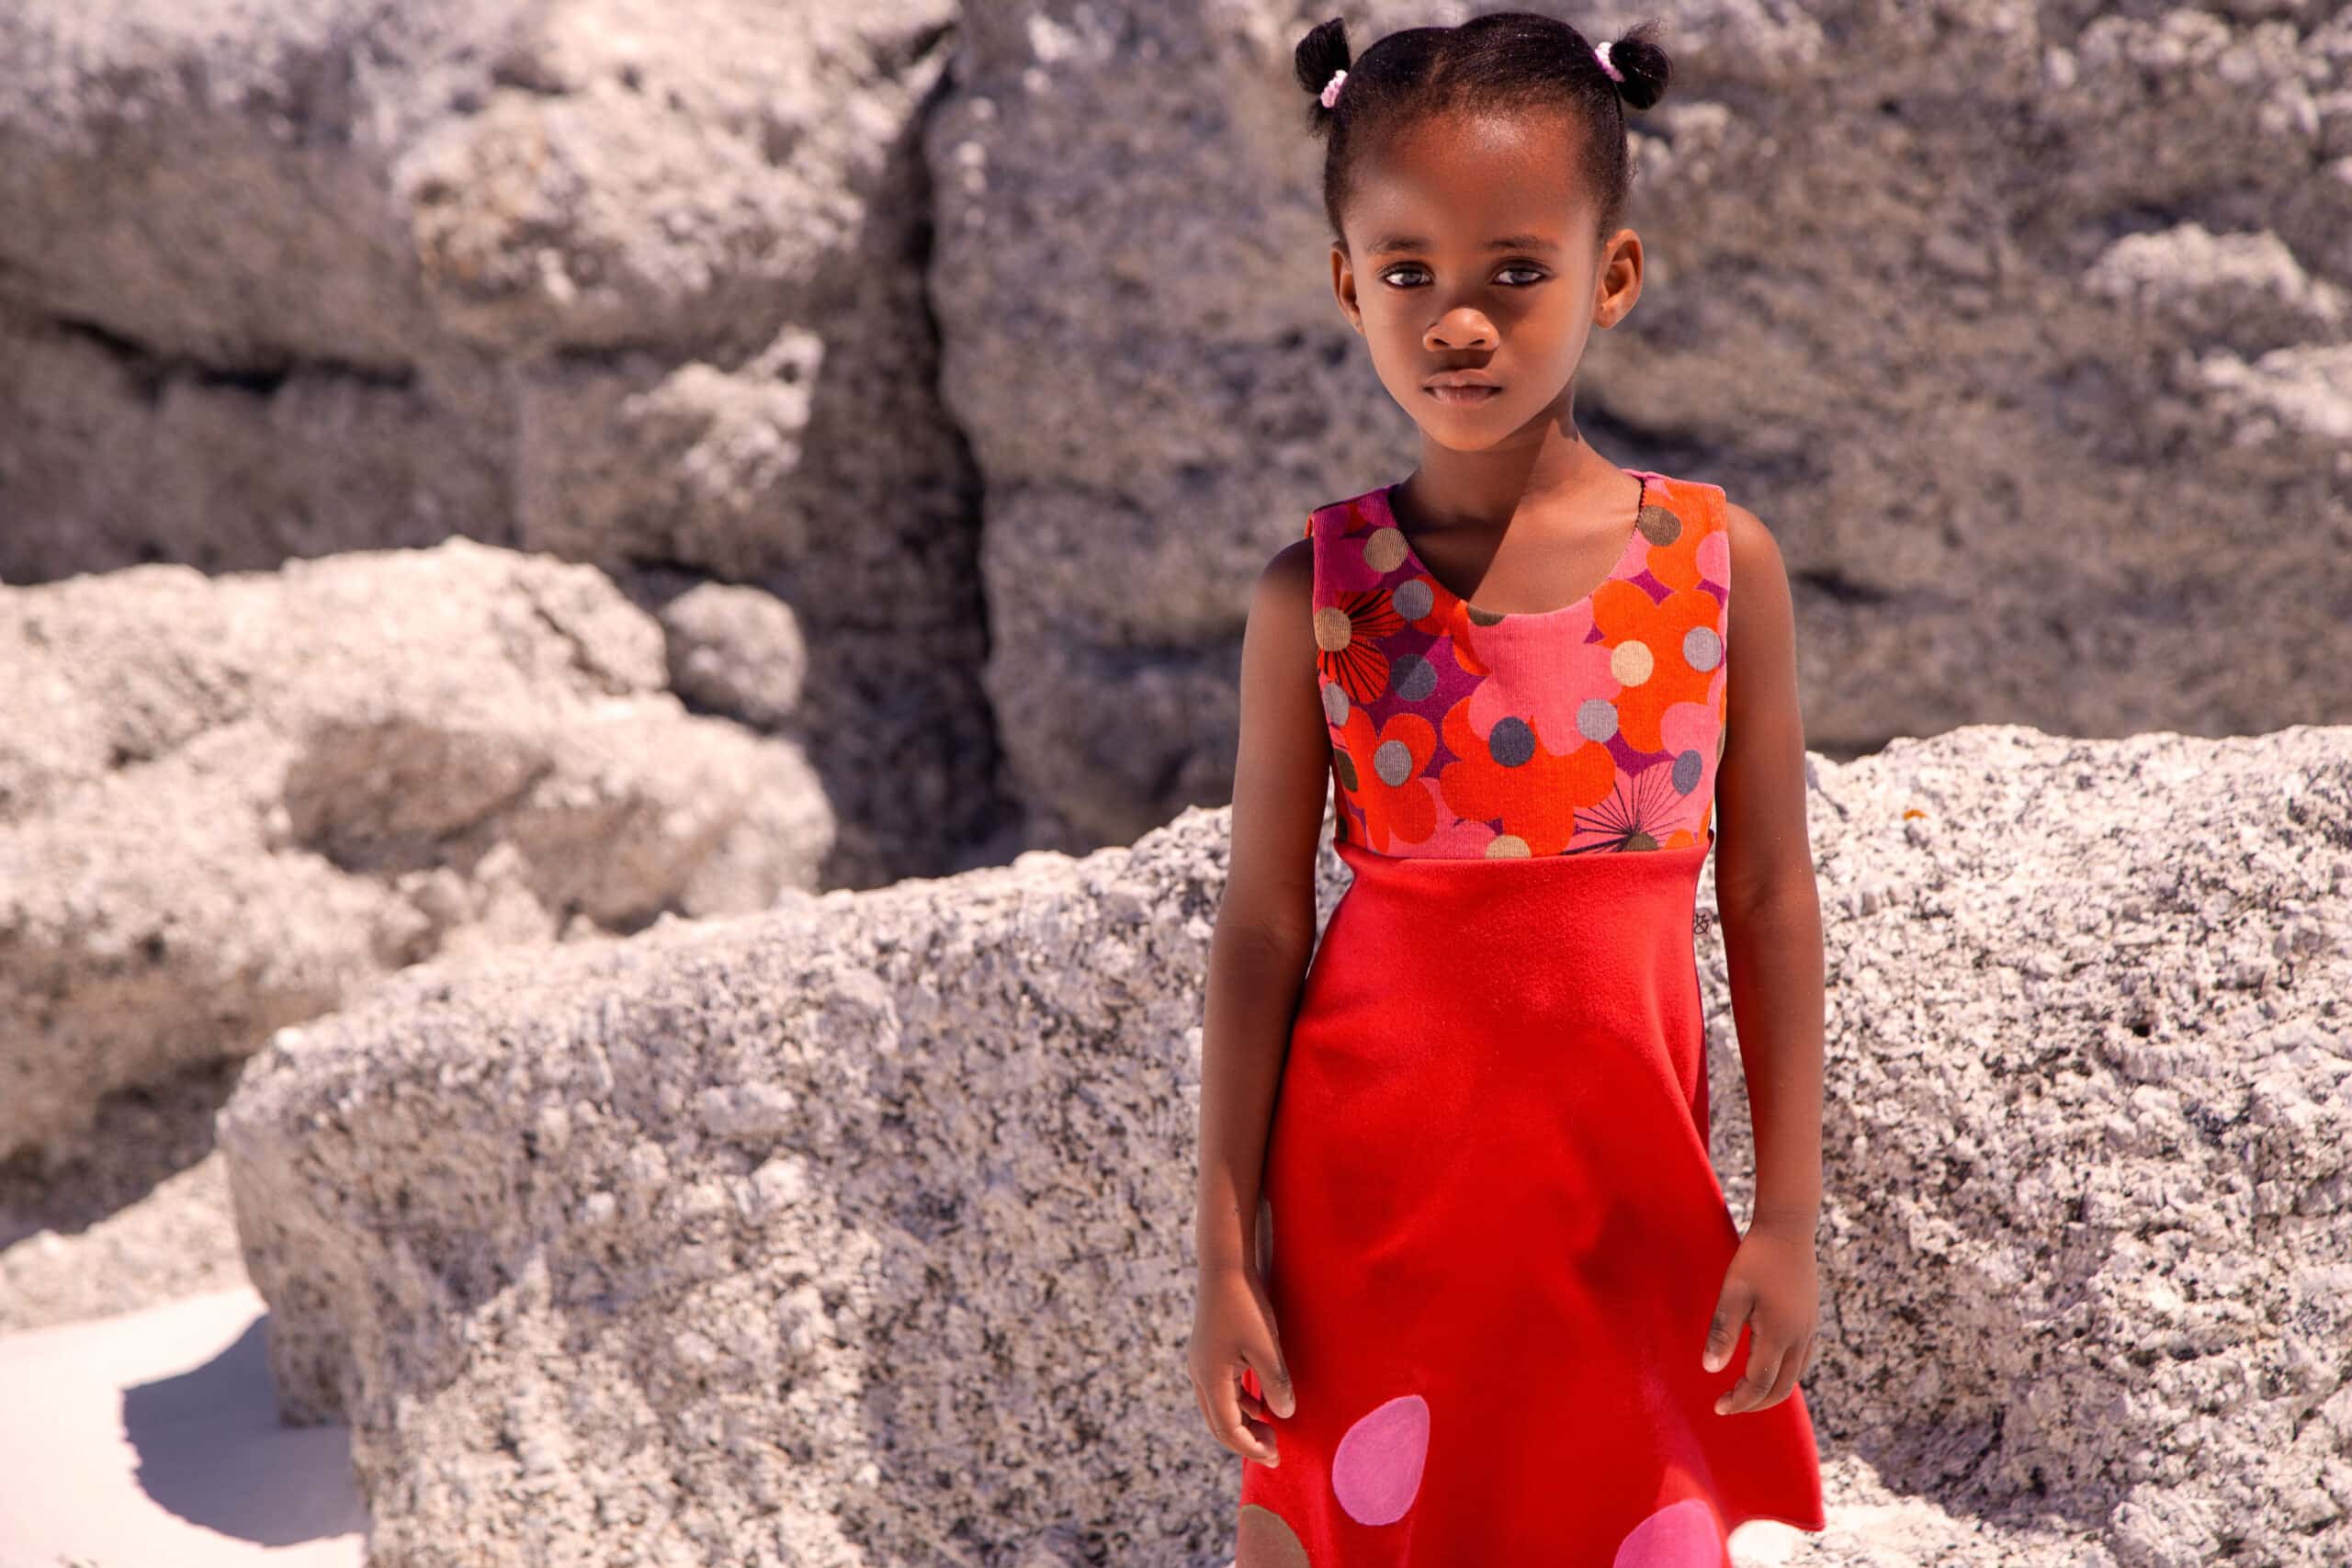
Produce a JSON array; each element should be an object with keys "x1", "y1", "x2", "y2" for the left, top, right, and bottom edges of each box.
[{"x1": 1408, "y1": 405, "x2": 1521, "y2": 448}]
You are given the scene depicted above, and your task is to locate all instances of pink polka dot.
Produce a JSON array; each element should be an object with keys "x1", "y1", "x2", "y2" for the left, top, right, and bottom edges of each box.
[
  {"x1": 1330, "y1": 1393, "x2": 1429, "y2": 1525},
  {"x1": 1613, "y1": 1497, "x2": 1724, "y2": 1568}
]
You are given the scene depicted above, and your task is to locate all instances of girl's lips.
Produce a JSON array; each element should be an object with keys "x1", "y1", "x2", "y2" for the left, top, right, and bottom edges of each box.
[{"x1": 1427, "y1": 384, "x2": 1502, "y2": 405}]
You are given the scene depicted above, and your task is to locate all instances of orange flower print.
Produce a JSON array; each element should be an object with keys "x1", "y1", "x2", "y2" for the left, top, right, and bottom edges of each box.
[
  {"x1": 1332, "y1": 703, "x2": 1443, "y2": 852},
  {"x1": 1435, "y1": 694, "x2": 1617, "y2": 857},
  {"x1": 1588, "y1": 579, "x2": 1722, "y2": 754},
  {"x1": 1305, "y1": 470, "x2": 1734, "y2": 861},
  {"x1": 1570, "y1": 665, "x2": 1728, "y2": 852}
]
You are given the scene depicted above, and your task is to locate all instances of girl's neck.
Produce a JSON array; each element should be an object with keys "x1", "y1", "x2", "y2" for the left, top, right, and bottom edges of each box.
[{"x1": 1397, "y1": 438, "x2": 1623, "y2": 533}]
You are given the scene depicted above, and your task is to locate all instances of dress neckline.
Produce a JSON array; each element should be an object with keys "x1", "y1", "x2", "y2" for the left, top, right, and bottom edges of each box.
[{"x1": 1377, "y1": 468, "x2": 1653, "y2": 623}]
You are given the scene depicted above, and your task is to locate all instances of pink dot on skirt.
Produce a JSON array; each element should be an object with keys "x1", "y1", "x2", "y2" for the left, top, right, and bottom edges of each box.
[
  {"x1": 1613, "y1": 1497, "x2": 1724, "y2": 1567},
  {"x1": 1330, "y1": 1393, "x2": 1430, "y2": 1525}
]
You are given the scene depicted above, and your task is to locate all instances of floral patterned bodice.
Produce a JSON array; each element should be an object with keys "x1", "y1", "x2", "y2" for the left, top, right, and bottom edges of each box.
[{"x1": 1306, "y1": 468, "x2": 1730, "y2": 858}]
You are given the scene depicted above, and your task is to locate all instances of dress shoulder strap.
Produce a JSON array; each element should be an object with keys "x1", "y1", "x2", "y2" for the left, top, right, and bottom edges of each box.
[
  {"x1": 1664, "y1": 475, "x2": 1733, "y2": 655},
  {"x1": 1304, "y1": 508, "x2": 1320, "y2": 636},
  {"x1": 1695, "y1": 478, "x2": 1731, "y2": 532},
  {"x1": 1690, "y1": 475, "x2": 1728, "y2": 559},
  {"x1": 1301, "y1": 490, "x2": 1367, "y2": 598},
  {"x1": 1655, "y1": 473, "x2": 1726, "y2": 527},
  {"x1": 1303, "y1": 491, "x2": 1382, "y2": 695},
  {"x1": 1654, "y1": 474, "x2": 1730, "y2": 567}
]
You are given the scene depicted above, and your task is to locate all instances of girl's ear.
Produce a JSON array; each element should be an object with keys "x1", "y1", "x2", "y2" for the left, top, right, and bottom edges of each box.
[{"x1": 1330, "y1": 243, "x2": 1364, "y2": 333}]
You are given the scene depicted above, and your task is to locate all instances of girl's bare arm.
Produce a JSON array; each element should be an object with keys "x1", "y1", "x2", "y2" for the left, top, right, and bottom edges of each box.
[
  {"x1": 1712, "y1": 502, "x2": 1826, "y2": 1231},
  {"x1": 1195, "y1": 536, "x2": 1330, "y2": 1276}
]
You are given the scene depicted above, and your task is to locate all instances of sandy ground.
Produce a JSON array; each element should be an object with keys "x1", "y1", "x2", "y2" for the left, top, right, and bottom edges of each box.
[{"x1": 0, "y1": 1285, "x2": 365, "y2": 1568}]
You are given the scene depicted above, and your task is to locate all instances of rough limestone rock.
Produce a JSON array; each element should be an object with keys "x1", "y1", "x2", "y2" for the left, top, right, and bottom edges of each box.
[
  {"x1": 1757, "y1": 726, "x2": 2352, "y2": 1568},
  {"x1": 0, "y1": 0, "x2": 997, "y2": 889},
  {"x1": 216, "y1": 724, "x2": 2352, "y2": 1566},
  {"x1": 0, "y1": 537, "x2": 834, "y2": 1164},
  {"x1": 926, "y1": 0, "x2": 2351, "y2": 846}
]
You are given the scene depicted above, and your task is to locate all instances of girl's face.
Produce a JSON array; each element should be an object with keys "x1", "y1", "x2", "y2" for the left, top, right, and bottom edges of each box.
[{"x1": 1330, "y1": 108, "x2": 1640, "y2": 453}]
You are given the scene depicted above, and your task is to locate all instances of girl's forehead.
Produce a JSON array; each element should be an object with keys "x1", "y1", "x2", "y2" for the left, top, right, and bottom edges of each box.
[
  {"x1": 1348, "y1": 133, "x2": 1597, "y2": 244},
  {"x1": 1385, "y1": 106, "x2": 1578, "y2": 164},
  {"x1": 1353, "y1": 109, "x2": 1592, "y2": 209}
]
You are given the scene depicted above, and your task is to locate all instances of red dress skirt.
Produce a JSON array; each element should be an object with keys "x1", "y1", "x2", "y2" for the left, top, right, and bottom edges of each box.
[{"x1": 1236, "y1": 834, "x2": 1826, "y2": 1565}]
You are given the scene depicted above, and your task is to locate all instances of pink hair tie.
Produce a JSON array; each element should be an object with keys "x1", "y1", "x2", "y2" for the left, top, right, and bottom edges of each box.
[
  {"x1": 1593, "y1": 41, "x2": 1623, "y2": 83},
  {"x1": 1320, "y1": 68, "x2": 1348, "y2": 107}
]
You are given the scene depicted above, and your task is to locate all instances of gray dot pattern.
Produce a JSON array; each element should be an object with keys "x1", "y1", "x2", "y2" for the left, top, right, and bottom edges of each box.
[
  {"x1": 1316, "y1": 493, "x2": 1736, "y2": 853},
  {"x1": 1394, "y1": 654, "x2": 1437, "y2": 703},
  {"x1": 1488, "y1": 716, "x2": 1535, "y2": 767},
  {"x1": 1672, "y1": 748, "x2": 1704, "y2": 794},
  {"x1": 1683, "y1": 626, "x2": 1723, "y2": 672}
]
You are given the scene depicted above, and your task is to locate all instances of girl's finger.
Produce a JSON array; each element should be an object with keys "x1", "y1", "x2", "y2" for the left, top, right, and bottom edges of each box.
[
  {"x1": 1761, "y1": 1330, "x2": 1815, "y2": 1407},
  {"x1": 1228, "y1": 1409, "x2": 1278, "y2": 1465},
  {"x1": 1718, "y1": 1332, "x2": 1787, "y2": 1415},
  {"x1": 1702, "y1": 1280, "x2": 1755, "y2": 1374},
  {"x1": 1210, "y1": 1364, "x2": 1279, "y2": 1465},
  {"x1": 1242, "y1": 1345, "x2": 1297, "y2": 1419}
]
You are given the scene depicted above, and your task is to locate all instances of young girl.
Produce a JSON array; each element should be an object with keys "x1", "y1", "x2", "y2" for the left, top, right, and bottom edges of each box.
[{"x1": 1186, "y1": 11, "x2": 1829, "y2": 1563}]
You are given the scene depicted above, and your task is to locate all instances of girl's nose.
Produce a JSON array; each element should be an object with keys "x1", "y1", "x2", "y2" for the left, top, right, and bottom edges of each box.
[{"x1": 1425, "y1": 312, "x2": 1496, "y2": 350}]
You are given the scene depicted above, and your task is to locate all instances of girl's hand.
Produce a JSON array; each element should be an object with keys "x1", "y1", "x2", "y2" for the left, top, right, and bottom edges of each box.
[
  {"x1": 1701, "y1": 1211, "x2": 1819, "y2": 1415},
  {"x1": 1187, "y1": 1262, "x2": 1296, "y2": 1465}
]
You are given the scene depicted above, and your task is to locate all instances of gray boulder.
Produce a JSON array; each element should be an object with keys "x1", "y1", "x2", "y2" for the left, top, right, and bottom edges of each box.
[
  {"x1": 0, "y1": 537, "x2": 834, "y2": 1165},
  {"x1": 0, "y1": 0, "x2": 994, "y2": 890},
  {"x1": 217, "y1": 724, "x2": 2352, "y2": 1565}
]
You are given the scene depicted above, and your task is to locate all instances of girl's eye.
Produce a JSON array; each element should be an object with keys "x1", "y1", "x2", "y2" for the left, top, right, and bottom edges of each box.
[{"x1": 1381, "y1": 264, "x2": 1549, "y2": 288}]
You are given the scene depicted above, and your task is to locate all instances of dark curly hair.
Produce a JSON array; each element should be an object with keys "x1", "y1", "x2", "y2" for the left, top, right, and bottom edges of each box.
[{"x1": 1294, "y1": 10, "x2": 1672, "y2": 254}]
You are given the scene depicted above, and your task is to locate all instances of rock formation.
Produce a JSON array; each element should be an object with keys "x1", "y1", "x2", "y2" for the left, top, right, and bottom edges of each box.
[
  {"x1": 218, "y1": 726, "x2": 2352, "y2": 1565},
  {"x1": 0, "y1": 540, "x2": 832, "y2": 1166}
]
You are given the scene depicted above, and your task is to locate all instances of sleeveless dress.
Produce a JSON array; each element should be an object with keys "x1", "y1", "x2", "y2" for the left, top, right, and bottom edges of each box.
[{"x1": 1235, "y1": 469, "x2": 1826, "y2": 1566}]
